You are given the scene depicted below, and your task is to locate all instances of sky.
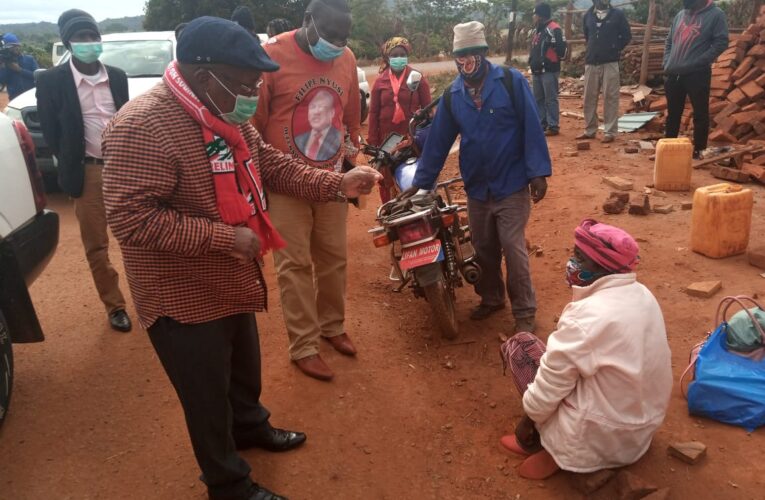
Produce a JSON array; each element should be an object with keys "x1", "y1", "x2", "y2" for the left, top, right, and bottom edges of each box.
[{"x1": 5, "y1": 0, "x2": 147, "y2": 24}]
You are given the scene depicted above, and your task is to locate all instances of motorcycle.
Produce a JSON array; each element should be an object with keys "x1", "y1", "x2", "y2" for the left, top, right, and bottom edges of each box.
[{"x1": 363, "y1": 73, "x2": 481, "y2": 339}]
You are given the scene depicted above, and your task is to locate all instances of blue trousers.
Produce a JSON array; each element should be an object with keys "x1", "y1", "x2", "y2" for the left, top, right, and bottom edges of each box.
[{"x1": 532, "y1": 72, "x2": 560, "y2": 130}]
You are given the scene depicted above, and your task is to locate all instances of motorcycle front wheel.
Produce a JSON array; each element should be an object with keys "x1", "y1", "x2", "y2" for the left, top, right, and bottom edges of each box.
[{"x1": 423, "y1": 277, "x2": 458, "y2": 339}]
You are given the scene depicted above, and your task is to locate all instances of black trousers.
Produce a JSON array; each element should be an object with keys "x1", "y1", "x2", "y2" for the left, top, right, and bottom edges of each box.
[
  {"x1": 148, "y1": 313, "x2": 271, "y2": 500},
  {"x1": 664, "y1": 68, "x2": 712, "y2": 152}
]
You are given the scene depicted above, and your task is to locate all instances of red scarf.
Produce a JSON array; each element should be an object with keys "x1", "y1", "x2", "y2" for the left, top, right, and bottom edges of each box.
[
  {"x1": 163, "y1": 62, "x2": 285, "y2": 256},
  {"x1": 389, "y1": 68, "x2": 406, "y2": 124}
]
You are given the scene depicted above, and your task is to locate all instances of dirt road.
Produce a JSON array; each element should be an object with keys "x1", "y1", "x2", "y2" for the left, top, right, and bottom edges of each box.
[{"x1": 2, "y1": 94, "x2": 765, "y2": 499}]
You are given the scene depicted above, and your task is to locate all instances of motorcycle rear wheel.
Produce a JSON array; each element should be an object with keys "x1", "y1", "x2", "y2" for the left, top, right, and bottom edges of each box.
[{"x1": 423, "y1": 278, "x2": 458, "y2": 339}]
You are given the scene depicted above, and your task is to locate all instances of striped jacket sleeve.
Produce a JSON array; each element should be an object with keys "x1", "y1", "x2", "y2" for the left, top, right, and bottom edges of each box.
[{"x1": 102, "y1": 114, "x2": 236, "y2": 256}]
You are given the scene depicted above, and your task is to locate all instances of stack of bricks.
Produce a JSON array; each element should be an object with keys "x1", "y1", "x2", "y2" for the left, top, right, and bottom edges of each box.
[{"x1": 707, "y1": 7, "x2": 765, "y2": 144}]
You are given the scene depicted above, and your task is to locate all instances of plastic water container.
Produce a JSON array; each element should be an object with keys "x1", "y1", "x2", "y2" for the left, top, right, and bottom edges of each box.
[
  {"x1": 654, "y1": 138, "x2": 693, "y2": 191},
  {"x1": 691, "y1": 183, "x2": 754, "y2": 258}
]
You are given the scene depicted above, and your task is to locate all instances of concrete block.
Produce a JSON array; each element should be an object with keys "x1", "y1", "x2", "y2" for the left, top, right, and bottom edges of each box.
[
  {"x1": 602, "y1": 176, "x2": 634, "y2": 191},
  {"x1": 711, "y1": 166, "x2": 751, "y2": 183},
  {"x1": 616, "y1": 470, "x2": 658, "y2": 500},
  {"x1": 653, "y1": 204, "x2": 674, "y2": 214},
  {"x1": 748, "y1": 247, "x2": 765, "y2": 270},
  {"x1": 668, "y1": 441, "x2": 707, "y2": 464},
  {"x1": 686, "y1": 281, "x2": 722, "y2": 298}
]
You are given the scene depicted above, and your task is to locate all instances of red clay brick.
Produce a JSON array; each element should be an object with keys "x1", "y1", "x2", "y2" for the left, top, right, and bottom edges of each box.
[
  {"x1": 727, "y1": 87, "x2": 750, "y2": 106},
  {"x1": 740, "y1": 80, "x2": 765, "y2": 100},
  {"x1": 709, "y1": 129, "x2": 739, "y2": 143},
  {"x1": 743, "y1": 164, "x2": 765, "y2": 183},
  {"x1": 732, "y1": 56, "x2": 755, "y2": 79}
]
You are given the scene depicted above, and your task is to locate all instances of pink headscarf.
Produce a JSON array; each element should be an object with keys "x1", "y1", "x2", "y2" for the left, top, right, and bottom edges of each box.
[{"x1": 574, "y1": 219, "x2": 639, "y2": 273}]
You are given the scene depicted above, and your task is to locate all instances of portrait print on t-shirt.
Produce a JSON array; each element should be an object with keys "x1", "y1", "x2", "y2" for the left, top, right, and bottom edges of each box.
[{"x1": 291, "y1": 86, "x2": 344, "y2": 165}]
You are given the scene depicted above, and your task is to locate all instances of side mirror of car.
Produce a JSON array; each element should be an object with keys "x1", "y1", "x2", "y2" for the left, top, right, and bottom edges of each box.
[
  {"x1": 407, "y1": 70, "x2": 422, "y2": 92},
  {"x1": 33, "y1": 68, "x2": 45, "y2": 83}
]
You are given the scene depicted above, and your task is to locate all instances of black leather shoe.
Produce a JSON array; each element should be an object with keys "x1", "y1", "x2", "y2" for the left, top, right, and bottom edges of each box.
[
  {"x1": 236, "y1": 426, "x2": 306, "y2": 452},
  {"x1": 470, "y1": 303, "x2": 506, "y2": 321},
  {"x1": 109, "y1": 310, "x2": 132, "y2": 332},
  {"x1": 248, "y1": 484, "x2": 287, "y2": 500}
]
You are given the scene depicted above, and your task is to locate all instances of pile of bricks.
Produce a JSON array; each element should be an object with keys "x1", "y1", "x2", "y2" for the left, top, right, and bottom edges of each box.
[{"x1": 637, "y1": 8, "x2": 765, "y2": 145}]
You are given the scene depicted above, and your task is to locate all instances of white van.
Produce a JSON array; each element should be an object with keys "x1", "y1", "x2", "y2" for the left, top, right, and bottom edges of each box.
[{"x1": 51, "y1": 42, "x2": 65, "y2": 66}]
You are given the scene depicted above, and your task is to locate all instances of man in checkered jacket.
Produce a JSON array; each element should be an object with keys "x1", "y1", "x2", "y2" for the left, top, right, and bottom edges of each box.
[{"x1": 101, "y1": 17, "x2": 379, "y2": 500}]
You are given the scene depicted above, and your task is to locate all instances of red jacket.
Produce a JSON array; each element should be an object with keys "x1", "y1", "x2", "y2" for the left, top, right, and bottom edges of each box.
[{"x1": 367, "y1": 66, "x2": 432, "y2": 147}]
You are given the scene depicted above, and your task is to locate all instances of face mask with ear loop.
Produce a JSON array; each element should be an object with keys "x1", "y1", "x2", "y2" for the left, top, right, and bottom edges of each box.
[
  {"x1": 307, "y1": 15, "x2": 345, "y2": 61},
  {"x1": 206, "y1": 71, "x2": 259, "y2": 125}
]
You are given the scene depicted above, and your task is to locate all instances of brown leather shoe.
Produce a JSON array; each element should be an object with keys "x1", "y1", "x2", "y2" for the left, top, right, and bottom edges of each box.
[
  {"x1": 323, "y1": 333, "x2": 357, "y2": 356},
  {"x1": 293, "y1": 354, "x2": 334, "y2": 381}
]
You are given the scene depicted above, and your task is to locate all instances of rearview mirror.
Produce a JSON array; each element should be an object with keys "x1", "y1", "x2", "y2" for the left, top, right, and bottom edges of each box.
[{"x1": 407, "y1": 70, "x2": 422, "y2": 92}]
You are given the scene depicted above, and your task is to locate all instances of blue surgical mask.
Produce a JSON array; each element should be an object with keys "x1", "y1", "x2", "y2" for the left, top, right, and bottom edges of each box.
[
  {"x1": 389, "y1": 56, "x2": 408, "y2": 72},
  {"x1": 308, "y1": 16, "x2": 345, "y2": 61},
  {"x1": 70, "y1": 42, "x2": 103, "y2": 64},
  {"x1": 207, "y1": 71, "x2": 259, "y2": 125}
]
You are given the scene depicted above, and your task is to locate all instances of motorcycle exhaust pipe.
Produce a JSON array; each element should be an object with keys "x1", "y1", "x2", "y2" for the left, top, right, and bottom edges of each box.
[{"x1": 461, "y1": 262, "x2": 481, "y2": 285}]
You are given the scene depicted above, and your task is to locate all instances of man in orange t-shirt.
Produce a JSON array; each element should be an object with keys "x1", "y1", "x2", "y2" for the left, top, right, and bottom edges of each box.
[{"x1": 254, "y1": 0, "x2": 361, "y2": 381}]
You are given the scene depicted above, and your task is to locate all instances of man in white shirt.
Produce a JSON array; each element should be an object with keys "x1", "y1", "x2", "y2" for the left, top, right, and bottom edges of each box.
[
  {"x1": 37, "y1": 9, "x2": 132, "y2": 332},
  {"x1": 499, "y1": 219, "x2": 672, "y2": 479}
]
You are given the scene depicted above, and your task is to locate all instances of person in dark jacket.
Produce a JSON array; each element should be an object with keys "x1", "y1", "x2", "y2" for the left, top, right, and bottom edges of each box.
[
  {"x1": 36, "y1": 9, "x2": 132, "y2": 333},
  {"x1": 266, "y1": 18, "x2": 292, "y2": 38},
  {"x1": 664, "y1": 0, "x2": 728, "y2": 159},
  {"x1": 413, "y1": 22, "x2": 552, "y2": 333},
  {"x1": 577, "y1": 0, "x2": 631, "y2": 143},
  {"x1": 231, "y1": 6, "x2": 258, "y2": 37},
  {"x1": 0, "y1": 33, "x2": 38, "y2": 100},
  {"x1": 529, "y1": 4, "x2": 567, "y2": 136}
]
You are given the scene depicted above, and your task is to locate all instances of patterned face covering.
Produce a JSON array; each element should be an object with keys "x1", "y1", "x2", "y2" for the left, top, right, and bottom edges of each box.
[
  {"x1": 455, "y1": 54, "x2": 486, "y2": 81},
  {"x1": 565, "y1": 258, "x2": 607, "y2": 287}
]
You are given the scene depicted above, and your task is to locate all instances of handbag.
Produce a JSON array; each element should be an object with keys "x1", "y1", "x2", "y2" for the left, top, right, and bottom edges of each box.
[{"x1": 680, "y1": 296, "x2": 765, "y2": 431}]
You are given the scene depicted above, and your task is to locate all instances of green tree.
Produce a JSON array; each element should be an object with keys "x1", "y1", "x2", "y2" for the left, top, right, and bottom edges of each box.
[
  {"x1": 103, "y1": 23, "x2": 130, "y2": 33},
  {"x1": 143, "y1": 0, "x2": 310, "y2": 32},
  {"x1": 347, "y1": 0, "x2": 397, "y2": 60}
]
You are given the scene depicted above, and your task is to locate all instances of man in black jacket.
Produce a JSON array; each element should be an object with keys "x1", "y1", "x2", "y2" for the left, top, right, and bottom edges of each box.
[
  {"x1": 37, "y1": 9, "x2": 132, "y2": 333},
  {"x1": 577, "y1": 0, "x2": 631, "y2": 143},
  {"x1": 529, "y1": 3, "x2": 567, "y2": 136},
  {"x1": 664, "y1": 0, "x2": 728, "y2": 159}
]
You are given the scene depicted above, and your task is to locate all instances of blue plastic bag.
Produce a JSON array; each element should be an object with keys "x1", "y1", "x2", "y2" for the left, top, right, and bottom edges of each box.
[{"x1": 687, "y1": 322, "x2": 765, "y2": 431}]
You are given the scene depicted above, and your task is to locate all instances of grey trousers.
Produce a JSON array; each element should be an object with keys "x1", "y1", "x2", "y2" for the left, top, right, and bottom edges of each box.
[
  {"x1": 583, "y1": 62, "x2": 621, "y2": 137},
  {"x1": 467, "y1": 189, "x2": 536, "y2": 319}
]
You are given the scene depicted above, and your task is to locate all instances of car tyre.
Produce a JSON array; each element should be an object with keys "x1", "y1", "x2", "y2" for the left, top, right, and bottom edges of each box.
[
  {"x1": 0, "y1": 311, "x2": 13, "y2": 429},
  {"x1": 360, "y1": 89, "x2": 369, "y2": 124}
]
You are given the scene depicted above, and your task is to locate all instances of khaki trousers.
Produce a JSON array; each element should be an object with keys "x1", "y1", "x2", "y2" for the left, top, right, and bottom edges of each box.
[
  {"x1": 583, "y1": 62, "x2": 621, "y2": 138},
  {"x1": 268, "y1": 192, "x2": 348, "y2": 360},
  {"x1": 73, "y1": 163, "x2": 126, "y2": 314}
]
